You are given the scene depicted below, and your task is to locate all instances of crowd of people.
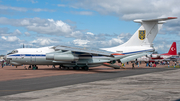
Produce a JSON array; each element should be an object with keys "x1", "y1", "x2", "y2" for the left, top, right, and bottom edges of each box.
[
  {"x1": 121, "y1": 61, "x2": 179, "y2": 69},
  {"x1": 0, "y1": 60, "x2": 10, "y2": 68}
]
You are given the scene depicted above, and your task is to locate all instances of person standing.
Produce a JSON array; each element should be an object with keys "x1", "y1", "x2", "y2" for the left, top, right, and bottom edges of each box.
[
  {"x1": 2, "y1": 60, "x2": 4, "y2": 68},
  {"x1": 132, "y1": 63, "x2": 135, "y2": 69}
]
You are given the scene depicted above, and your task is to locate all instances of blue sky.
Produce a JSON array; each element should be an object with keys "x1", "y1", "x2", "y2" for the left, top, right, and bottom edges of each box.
[{"x1": 0, "y1": 0, "x2": 180, "y2": 55}]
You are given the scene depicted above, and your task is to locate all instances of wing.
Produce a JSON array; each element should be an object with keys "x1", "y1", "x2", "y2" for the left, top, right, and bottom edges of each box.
[{"x1": 53, "y1": 45, "x2": 116, "y2": 56}]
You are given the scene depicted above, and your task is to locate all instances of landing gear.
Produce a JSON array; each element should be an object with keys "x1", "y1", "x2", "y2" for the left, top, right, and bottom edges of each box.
[
  {"x1": 84, "y1": 66, "x2": 89, "y2": 70},
  {"x1": 59, "y1": 65, "x2": 62, "y2": 69},
  {"x1": 28, "y1": 65, "x2": 31, "y2": 69},
  {"x1": 81, "y1": 66, "x2": 89, "y2": 70},
  {"x1": 59, "y1": 65, "x2": 70, "y2": 70},
  {"x1": 73, "y1": 66, "x2": 80, "y2": 70}
]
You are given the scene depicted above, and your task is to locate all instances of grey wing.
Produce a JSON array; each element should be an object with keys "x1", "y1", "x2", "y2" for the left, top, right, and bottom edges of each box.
[{"x1": 54, "y1": 45, "x2": 113, "y2": 56}]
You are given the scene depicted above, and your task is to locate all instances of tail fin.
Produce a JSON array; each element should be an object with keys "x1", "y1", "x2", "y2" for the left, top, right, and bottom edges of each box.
[
  {"x1": 162, "y1": 42, "x2": 177, "y2": 55},
  {"x1": 121, "y1": 17, "x2": 177, "y2": 47},
  {"x1": 101, "y1": 17, "x2": 177, "y2": 53}
]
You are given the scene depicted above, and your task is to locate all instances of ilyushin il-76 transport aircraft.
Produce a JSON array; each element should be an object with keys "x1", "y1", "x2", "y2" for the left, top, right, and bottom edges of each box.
[{"x1": 4, "y1": 17, "x2": 177, "y2": 70}]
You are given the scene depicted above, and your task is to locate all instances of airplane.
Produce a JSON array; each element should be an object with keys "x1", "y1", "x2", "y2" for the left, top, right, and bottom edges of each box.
[
  {"x1": 137, "y1": 42, "x2": 178, "y2": 62},
  {"x1": 4, "y1": 17, "x2": 177, "y2": 70}
]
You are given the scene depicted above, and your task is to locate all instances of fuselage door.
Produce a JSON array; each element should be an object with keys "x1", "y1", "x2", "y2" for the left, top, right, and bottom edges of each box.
[{"x1": 31, "y1": 54, "x2": 36, "y2": 62}]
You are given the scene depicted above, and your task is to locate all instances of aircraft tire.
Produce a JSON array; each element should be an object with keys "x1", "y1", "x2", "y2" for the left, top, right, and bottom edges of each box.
[
  {"x1": 28, "y1": 65, "x2": 31, "y2": 69},
  {"x1": 81, "y1": 67, "x2": 85, "y2": 70},
  {"x1": 67, "y1": 67, "x2": 70, "y2": 70},
  {"x1": 84, "y1": 66, "x2": 89, "y2": 71},
  {"x1": 73, "y1": 66, "x2": 79, "y2": 70},
  {"x1": 59, "y1": 65, "x2": 62, "y2": 69}
]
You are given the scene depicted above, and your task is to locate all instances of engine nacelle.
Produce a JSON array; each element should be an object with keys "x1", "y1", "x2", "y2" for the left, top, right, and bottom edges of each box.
[
  {"x1": 46, "y1": 53, "x2": 54, "y2": 60},
  {"x1": 54, "y1": 54, "x2": 79, "y2": 61}
]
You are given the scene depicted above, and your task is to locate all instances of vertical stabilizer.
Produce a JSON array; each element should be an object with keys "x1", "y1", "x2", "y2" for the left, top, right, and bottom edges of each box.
[
  {"x1": 161, "y1": 42, "x2": 177, "y2": 55},
  {"x1": 101, "y1": 17, "x2": 177, "y2": 53},
  {"x1": 168, "y1": 42, "x2": 177, "y2": 55},
  {"x1": 167, "y1": 42, "x2": 177, "y2": 55},
  {"x1": 121, "y1": 17, "x2": 177, "y2": 47}
]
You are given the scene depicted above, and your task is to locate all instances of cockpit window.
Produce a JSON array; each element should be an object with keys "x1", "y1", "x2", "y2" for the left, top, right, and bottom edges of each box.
[{"x1": 7, "y1": 50, "x2": 18, "y2": 55}]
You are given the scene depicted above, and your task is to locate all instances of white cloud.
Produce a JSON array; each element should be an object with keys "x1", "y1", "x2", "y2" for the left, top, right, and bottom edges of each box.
[
  {"x1": 70, "y1": 31, "x2": 83, "y2": 38},
  {"x1": 13, "y1": 29, "x2": 22, "y2": 35},
  {"x1": 1, "y1": 36, "x2": 7, "y2": 40},
  {"x1": 21, "y1": 19, "x2": 30, "y2": 26},
  {"x1": 33, "y1": 8, "x2": 55, "y2": 12},
  {"x1": 87, "y1": 32, "x2": 94, "y2": 35},
  {"x1": 24, "y1": 32, "x2": 30, "y2": 36},
  {"x1": 0, "y1": 17, "x2": 73, "y2": 36},
  {"x1": 71, "y1": 11, "x2": 93, "y2": 15},
  {"x1": 0, "y1": 4, "x2": 54, "y2": 12},
  {"x1": 1, "y1": 36, "x2": 20, "y2": 42},
  {"x1": 96, "y1": 36, "x2": 124, "y2": 47},
  {"x1": 17, "y1": 0, "x2": 38, "y2": 4},
  {"x1": 30, "y1": 38, "x2": 59, "y2": 46},
  {"x1": 73, "y1": 39, "x2": 90, "y2": 47},
  {"x1": 30, "y1": 0, "x2": 38, "y2": 3},
  {"x1": 0, "y1": 28, "x2": 22, "y2": 36},
  {"x1": 29, "y1": 18, "x2": 72, "y2": 35},
  {"x1": 68, "y1": 0, "x2": 180, "y2": 36},
  {"x1": 70, "y1": 0, "x2": 180, "y2": 20},
  {"x1": 57, "y1": 4, "x2": 66, "y2": 7},
  {"x1": 0, "y1": 5, "x2": 27, "y2": 12}
]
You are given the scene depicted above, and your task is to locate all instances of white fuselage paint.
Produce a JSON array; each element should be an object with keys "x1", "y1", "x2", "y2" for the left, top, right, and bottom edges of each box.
[{"x1": 5, "y1": 46, "x2": 153, "y2": 66}]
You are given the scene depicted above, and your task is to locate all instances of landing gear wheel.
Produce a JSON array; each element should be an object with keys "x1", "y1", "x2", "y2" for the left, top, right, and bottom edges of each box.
[
  {"x1": 83, "y1": 66, "x2": 89, "y2": 71},
  {"x1": 28, "y1": 65, "x2": 31, "y2": 69},
  {"x1": 67, "y1": 67, "x2": 70, "y2": 70},
  {"x1": 81, "y1": 67, "x2": 85, "y2": 70},
  {"x1": 73, "y1": 66, "x2": 80, "y2": 70},
  {"x1": 59, "y1": 65, "x2": 62, "y2": 69}
]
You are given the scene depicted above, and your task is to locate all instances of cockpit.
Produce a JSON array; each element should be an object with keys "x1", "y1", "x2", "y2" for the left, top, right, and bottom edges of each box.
[{"x1": 7, "y1": 50, "x2": 18, "y2": 55}]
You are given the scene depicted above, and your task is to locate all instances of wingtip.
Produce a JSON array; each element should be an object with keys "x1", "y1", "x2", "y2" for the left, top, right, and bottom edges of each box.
[
  {"x1": 111, "y1": 53, "x2": 125, "y2": 55},
  {"x1": 168, "y1": 17, "x2": 177, "y2": 19}
]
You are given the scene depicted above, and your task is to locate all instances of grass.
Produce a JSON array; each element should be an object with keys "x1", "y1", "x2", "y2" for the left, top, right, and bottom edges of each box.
[{"x1": 166, "y1": 65, "x2": 180, "y2": 68}]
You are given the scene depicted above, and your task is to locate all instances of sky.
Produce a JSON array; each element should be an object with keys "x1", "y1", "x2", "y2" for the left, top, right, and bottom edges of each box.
[{"x1": 0, "y1": 0, "x2": 180, "y2": 55}]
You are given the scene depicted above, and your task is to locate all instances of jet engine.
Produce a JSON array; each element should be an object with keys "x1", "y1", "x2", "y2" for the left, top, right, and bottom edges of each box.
[
  {"x1": 54, "y1": 54, "x2": 79, "y2": 61},
  {"x1": 46, "y1": 51, "x2": 79, "y2": 61}
]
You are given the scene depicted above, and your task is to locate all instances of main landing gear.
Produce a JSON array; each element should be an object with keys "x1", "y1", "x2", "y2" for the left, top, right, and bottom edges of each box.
[
  {"x1": 58, "y1": 65, "x2": 89, "y2": 70},
  {"x1": 73, "y1": 65, "x2": 89, "y2": 70},
  {"x1": 58, "y1": 65, "x2": 69, "y2": 70}
]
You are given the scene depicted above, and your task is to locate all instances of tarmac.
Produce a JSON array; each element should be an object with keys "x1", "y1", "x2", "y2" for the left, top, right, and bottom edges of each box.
[{"x1": 0, "y1": 63, "x2": 180, "y2": 101}]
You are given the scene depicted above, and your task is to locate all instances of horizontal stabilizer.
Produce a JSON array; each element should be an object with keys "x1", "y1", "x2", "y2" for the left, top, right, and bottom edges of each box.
[
  {"x1": 120, "y1": 52, "x2": 147, "y2": 63},
  {"x1": 134, "y1": 17, "x2": 177, "y2": 23}
]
